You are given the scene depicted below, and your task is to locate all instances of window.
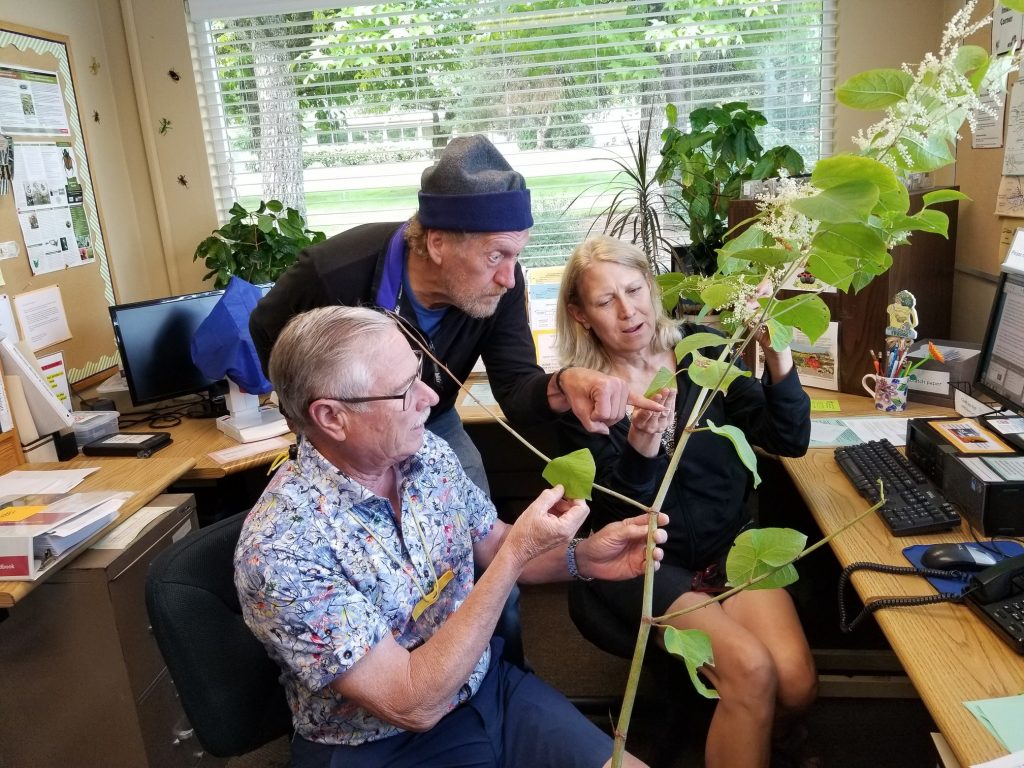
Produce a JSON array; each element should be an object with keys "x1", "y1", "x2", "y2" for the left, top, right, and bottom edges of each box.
[{"x1": 189, "y1": 0, "x2": 836, "y2": 268}]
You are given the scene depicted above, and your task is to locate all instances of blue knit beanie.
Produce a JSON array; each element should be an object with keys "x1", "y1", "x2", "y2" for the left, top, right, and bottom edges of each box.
[{"x1": 418, "y1": 135, "x2": 533, "y2": 232}]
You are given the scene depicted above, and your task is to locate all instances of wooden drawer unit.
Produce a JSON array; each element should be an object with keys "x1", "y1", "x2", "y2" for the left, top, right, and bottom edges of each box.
[{"x1": 0, "y1": 494, "x2": 198, "y2": 768}]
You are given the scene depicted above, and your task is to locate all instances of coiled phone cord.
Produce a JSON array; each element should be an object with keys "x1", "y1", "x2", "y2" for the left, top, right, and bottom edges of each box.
[{"x1": 838, "y1": 561, "x2": 965, "y2": 633}]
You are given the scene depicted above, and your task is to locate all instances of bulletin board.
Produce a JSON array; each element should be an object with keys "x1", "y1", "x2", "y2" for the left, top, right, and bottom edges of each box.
[{"x1": 0, "y1": 23, "x2": 117, "y2": 385}]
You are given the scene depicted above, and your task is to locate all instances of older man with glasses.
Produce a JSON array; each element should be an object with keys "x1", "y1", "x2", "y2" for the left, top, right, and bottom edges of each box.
[{"x1": 235, "y1": 305, "x2": 665, "y2": 768}]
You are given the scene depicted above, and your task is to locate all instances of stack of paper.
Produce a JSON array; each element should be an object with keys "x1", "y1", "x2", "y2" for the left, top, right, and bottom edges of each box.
[{"x1": 0, "y1": 490, "x2": 132, "y2": 580}]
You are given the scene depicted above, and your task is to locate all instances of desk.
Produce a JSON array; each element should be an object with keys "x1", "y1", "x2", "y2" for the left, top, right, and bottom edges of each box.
[
  {"x1": 785, "y1": 389, "x2": 1024, "y2": 767},
  {"x1": 129, "y1": 415, "x2": 293, "y2": 480},
  {"x1": 0, "y1": 455, "x2": 195, "y2": 609}
]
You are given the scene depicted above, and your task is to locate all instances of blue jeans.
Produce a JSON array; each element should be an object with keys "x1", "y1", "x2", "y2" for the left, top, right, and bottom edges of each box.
[{"x1": 290, "y1": 640, "x2": 613, "y2": 768}]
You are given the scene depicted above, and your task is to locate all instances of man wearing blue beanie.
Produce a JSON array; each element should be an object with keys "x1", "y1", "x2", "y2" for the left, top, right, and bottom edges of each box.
[
  {"x1": 252, "y1": 135, "x2": 659, "y2": 667},
  {"x1": 252, "y1": 135, "x2": 658, "y2": 486}
]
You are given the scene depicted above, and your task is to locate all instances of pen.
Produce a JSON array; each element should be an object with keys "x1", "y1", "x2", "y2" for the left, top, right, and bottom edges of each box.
[{"x1": 870, "y1": 350, "x2": 880, "y2": 375}]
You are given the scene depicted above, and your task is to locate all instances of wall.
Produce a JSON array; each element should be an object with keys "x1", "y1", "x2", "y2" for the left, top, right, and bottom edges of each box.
[{"x1": 0, "y1": 0, "x2": 1010, "y2": 342}]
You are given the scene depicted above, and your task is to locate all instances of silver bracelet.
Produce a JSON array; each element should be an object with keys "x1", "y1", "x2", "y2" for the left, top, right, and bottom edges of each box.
[{"x1": 566, "y1": 537, "x2": 593, "y2": 581}]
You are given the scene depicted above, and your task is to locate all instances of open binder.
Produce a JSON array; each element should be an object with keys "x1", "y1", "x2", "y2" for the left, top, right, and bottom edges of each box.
[{"x1": 0, "y1": 490, "x2": 131, "y2": 580}]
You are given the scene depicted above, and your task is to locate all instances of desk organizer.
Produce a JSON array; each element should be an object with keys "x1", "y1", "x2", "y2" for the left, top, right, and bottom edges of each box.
[{"x1": 71, "y1": 410, "x2": 120, "y2": 448}]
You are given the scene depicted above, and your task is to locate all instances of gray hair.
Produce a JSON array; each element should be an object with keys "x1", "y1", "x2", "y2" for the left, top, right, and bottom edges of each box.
[
  {"x1": 557, "y1": 235, "x2": 681, "y2": 372},
  {"x1": 269, "y1": 306, "x2": 395, "y2": 434}
]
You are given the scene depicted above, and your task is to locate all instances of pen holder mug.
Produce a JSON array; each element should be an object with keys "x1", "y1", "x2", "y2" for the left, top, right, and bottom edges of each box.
[{"x1": 862, "y1": 373, "x2": 910, "y2": 412}]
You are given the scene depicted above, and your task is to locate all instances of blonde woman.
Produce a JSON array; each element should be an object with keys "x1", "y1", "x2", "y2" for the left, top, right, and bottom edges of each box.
[{"x1": 555, "y1": 235, "x2": 818, "y2": 768}]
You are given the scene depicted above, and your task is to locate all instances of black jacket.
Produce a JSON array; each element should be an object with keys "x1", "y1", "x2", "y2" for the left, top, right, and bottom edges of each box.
[
  {"x1": 556, "y1": 327, "x2": 811, "y2": 568},
  {"x1": 250, "y1": 222, "x2": 552, "y2": 426}
]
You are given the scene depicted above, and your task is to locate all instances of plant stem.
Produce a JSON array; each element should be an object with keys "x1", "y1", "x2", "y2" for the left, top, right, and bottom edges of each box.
[{"x1": 611, "y1": 427, "x2": 691, "y2": 766}]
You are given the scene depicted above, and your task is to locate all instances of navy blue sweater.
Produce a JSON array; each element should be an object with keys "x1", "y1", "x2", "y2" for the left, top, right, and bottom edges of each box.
[{"x1": 556, "y1": 329, "x2": 811, "y2": 568}]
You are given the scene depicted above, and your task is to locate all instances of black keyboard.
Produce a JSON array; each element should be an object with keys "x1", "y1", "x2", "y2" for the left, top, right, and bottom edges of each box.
[{"x1": 834, "y1": 439, "x2": 961, "y2": 536}]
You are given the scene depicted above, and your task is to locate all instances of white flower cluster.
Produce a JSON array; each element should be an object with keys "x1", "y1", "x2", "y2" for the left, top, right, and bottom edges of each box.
[
  {"x1": 753, "y1": 176, "x2": 818, "y2": 255},
  {"x1": 720, "y1": 266, "x2": 786, "y2": 330},
  {"x1": 851, "y1": 0, "x2": 998, "y2": 169}
]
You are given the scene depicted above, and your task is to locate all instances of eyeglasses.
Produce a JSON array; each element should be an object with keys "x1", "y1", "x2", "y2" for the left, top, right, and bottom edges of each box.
[{"x1": 316, "y1": 350, "x2": 424, "y2": 411}]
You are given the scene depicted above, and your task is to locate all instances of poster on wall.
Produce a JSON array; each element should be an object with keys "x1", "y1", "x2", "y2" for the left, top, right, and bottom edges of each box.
[
  {"x1": 993, "y1": 5, "x2": 1024, "y2": 56},
  {"x1": 756, "y1": 321, "x2": 839, "y2": 391},
  {"x1": 0, "y1": 66, "x2": 70, "y2": 136},
  {"x1": 1002, "y1": 82, "x2": 1024, "y2": 176},
  {"x1": 10, "y1": 140, "x2": 93, "y2": 274}
]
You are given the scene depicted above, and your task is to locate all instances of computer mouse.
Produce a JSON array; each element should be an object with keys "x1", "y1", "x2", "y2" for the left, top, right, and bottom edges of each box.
[{"x1": 920, "y1": 543, "x2": 998, "y2": 572}]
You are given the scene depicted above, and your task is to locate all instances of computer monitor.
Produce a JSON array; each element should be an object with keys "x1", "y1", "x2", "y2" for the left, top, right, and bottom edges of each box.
[
  {"x1": 110, "y1": 289, "x2": 229, "y2": 408},
  {"x1": 974, "y1": 269, "x2": 1024, "y2": 415}
]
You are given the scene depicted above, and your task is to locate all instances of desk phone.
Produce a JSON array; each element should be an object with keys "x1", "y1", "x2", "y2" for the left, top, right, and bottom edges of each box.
[{"x1": 965, "y1": 554, "x2": 1024, "y2": 655}]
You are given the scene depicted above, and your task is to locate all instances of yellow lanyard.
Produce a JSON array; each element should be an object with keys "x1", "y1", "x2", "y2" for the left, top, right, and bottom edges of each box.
[{"x1": 342, "y1": 485, "x2": 454, "y2": 621}]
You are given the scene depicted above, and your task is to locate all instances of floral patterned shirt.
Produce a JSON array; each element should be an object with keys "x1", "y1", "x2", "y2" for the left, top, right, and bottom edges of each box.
[{"x1": 234, "y1": 432, "x2": 496, "y2": 745}]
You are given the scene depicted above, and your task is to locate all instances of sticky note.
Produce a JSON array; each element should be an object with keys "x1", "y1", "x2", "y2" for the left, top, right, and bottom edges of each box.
[{"x1": 811, "y1": 399, "x2": 841, "y2": 412}]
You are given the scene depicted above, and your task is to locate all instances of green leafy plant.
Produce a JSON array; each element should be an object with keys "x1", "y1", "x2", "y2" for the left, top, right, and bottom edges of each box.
[
  {"x1": 193, "y1": 200, "x2": 326, "y2": 288},
  {"x1": 656, "y1": 101, "x2": 805, "y2": 276},
  {"x1": 568, "y1": 123, "x2": 675, "y2": 275}
]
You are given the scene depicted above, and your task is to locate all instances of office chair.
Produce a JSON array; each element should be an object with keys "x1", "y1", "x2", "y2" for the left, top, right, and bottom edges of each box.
[
  {"x1": 145, "y1": 511, "x2": 293, "y2": 758},
  {"x1": 568, "y1": 581, "x2": 713, "y2": 768}
]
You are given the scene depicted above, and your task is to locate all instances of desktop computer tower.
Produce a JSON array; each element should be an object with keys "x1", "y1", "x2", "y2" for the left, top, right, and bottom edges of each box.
[
  {"x1": 906, "y1": 417, "x2": 1024, "y2": 536},
  {"x1": 940, "y1": 456, "x2": 1024, "y2": 536}
]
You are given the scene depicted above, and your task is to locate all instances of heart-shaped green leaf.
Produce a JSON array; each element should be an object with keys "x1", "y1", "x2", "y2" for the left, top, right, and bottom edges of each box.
[
  {"x1": 664, "y1": 627, "x2": 719, "y2": 699},
  {"x1": 723, "y1": 247, "x2": 794, "y2": 266},
  {"x1": 644, "y1": 366, "x2": 678, "y2": 398},
  {"x1": 764, "y1": 319, "x2": 793, "y2": 352},
  {"x1": 805, "y1": 250, "x2": 856, "y2": 292},
  {"x1": 790, "y1": 181, "x2": 880, "y2": 223},
  {"x1": 726, "y1": 527, "x2": 807, "y2": 589},
  {"x1": 765, "y1": 294, "x2": 830, "y2": 345},
  {"x1": 706, "y1": 420, "x2": 761, "y2": 488},
  {"x1": 953, "y1": 45, "x2": 988, "y2": 77},
  {"x1": 811, "y1": 222, "x2": 890, "y2": 275},
  {"x1": 542, "y1": 449, "x2": 596, "y2": 500},
  {"x1": 895, "y1": 131, "x2": 955, "y2": 173},
  {"x1": 837, "y1": 68, "x2": 914, "y2": 110},
  {"x1": 921, "y1": 189, "x2": 969, "y2": 207},
  {"x1": 700, "y1": 282, "x2": 735, "y2": 310},
  {"x1": 811, "y1": 155, "x2": 908, "y2": 214},
  {"x1": 888, "y1": 209, "x2": 949, "y2": 237},
  {"x1": 687, "y1": 353, "x2": 751, "y2": 391},
  {"x1": 674, "y1": 332, "x2": 732, "y2": 364}
]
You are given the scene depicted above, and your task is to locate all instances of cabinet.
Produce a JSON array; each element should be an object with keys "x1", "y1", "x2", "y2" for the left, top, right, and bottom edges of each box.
[
  {"x1": 730, "y1": 189, "x2": 958, "y2": 394},
  {"x1": 0, "y1": 430, "x2": 23, "y2": 474},
  {"x1": 0, "y1": 494, "x2": 203, "y2": 768}
]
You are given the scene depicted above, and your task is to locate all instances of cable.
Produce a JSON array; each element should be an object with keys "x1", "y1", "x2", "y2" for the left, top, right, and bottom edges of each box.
[
  {"x1": 838, "y1": 561, "x2": 964, "y2": 633},
  {"x1": 964, "y1": 519, "x2": 1024, "y2": 558}
]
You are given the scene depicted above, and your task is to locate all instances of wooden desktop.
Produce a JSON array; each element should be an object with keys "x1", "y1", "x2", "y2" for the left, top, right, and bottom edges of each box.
[
  {"x1": 0, "y1": 455, "x2": 196, "y2": 609},
  {"x1": 786, "y1": 388, "x2": 1024, "y2": 767}
]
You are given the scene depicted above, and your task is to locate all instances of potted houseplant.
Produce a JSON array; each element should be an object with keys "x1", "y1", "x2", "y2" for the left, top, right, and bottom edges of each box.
[
  {"x1": 194, "y1": 199, "x2": 326, "y2": 288},
  {"x1": 656, "y1": 101, "x2": 805, "y2": 276},
  {"x1": 569, "y1": 121, "x2": 675, "y2": 276}
]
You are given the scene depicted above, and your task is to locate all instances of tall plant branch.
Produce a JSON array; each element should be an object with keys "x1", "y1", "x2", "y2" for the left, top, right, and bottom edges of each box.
[{"x1": 392, "y1": 317, "x2": 648, "y2": 512}]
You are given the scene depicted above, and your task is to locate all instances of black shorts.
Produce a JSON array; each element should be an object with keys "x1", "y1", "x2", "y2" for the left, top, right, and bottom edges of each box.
[{"x1": 585, "y1": 553, "x2": 729, "y2": 623}]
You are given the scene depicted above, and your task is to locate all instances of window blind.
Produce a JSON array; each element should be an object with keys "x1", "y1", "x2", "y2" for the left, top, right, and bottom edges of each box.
[{"x1": 188, "y1": 0, "x2": 836, "y2": 268}]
